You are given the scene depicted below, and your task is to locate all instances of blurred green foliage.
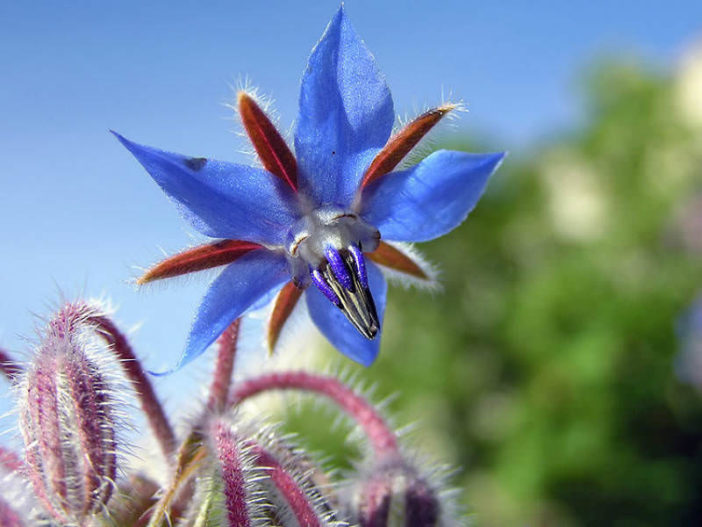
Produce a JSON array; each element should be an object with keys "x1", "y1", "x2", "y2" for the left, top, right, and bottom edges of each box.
[{"x1": 286, "y1": 58, "x2": 702, "y2": 526}]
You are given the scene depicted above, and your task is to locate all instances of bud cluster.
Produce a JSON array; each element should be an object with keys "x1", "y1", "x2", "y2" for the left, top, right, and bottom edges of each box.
[{"x1": 0, "y1": 302, "x2": 463, "y2": 526}]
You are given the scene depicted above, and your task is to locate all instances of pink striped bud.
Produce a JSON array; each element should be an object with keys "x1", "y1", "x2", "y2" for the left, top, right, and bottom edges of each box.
[{"x1": 18, "y1": 303, "x2": 118, "y2": 523}]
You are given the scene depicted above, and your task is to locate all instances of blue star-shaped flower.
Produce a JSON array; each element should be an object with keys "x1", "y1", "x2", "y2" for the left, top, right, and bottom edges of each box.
[{"x1": 114, "y1": 7, "x2": 504, "y2": 371}]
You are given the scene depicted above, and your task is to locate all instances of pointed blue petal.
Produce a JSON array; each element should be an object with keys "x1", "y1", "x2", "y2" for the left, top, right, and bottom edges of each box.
[
  {"x1": 294, "y1": 6, "x2": 394, "y2": 207},
  {"x1": 113, "y1": 132, "x2": 299, "y2": 245},
  {"x1": 361, "y1": 150, "x2": 505, "y2": 242},
  {"x1": 151, "y1": 250, "x2": 289, "y2": 375},
  {"x1": 306, "y1": 261, "x2": 387, "y2": 366}
]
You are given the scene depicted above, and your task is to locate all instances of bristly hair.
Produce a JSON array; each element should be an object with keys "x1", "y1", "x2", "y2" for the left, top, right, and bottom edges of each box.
[
  {"x1": 224, "y1": 77, "x2": 295, "y2": 170},
  {"x1": 395, "y1": 96, "x2": 467, "y2": 171},
  {"x1": 372, "y1": 241, "x2": 442, "y2": 293},
  {"x1": 195, "y1": 417, "x2": 271, "y2": 526},
  {"x1": 243, "y1": 420, "x2": 348, "y2": 526},
  {"x1": 15, "y1": 301, "x2": 134, "y2": 523}
]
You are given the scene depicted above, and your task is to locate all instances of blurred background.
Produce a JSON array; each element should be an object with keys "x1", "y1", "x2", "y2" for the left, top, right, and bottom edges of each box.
[{"x1": 2, "y1": 1, "x2": 702, "y2": 525}]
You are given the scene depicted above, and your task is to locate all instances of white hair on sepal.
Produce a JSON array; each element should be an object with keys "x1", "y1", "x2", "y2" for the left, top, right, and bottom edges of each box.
[
  {"x1": 392, "y1": 108, "x2": 412, "y2": 136},
  {"x1": 125, "y1": 227, "x2": 204, "y2": 290},
  {"x1": 399, "y1": 133, "x2": 438, "y2": 170},
  {"x1": 439, "y1": 85, "x2": 469, "y2": 122},
  {"x1": 127, "y1": 255, "x2": 227, "y2": 293},
  {"x1": 283, "y1": 118, "x2": 297, "y2": 155},
  {"x1": 224, "y1": 77, "x2": 265, "y2": 168},
  {"x1": 374, "y1": 242, "x2": 442, "y2": 293},
  {"x1": 395, "y1": 94, "x2": 467, "y2": 171},
  {"x1": 222, "y1": 76, "x2": 295, "y2": 169},
  {"x1": 127, "y1": 230, "x2": 239, "y2": 292}
]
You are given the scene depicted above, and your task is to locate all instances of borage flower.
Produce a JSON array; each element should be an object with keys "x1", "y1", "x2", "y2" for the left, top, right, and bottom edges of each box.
[{"x1": 114, "y1": 6, "x2": 504, "y2": 371}]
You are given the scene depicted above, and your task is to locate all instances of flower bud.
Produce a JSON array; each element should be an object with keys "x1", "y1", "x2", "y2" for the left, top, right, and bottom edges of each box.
[
  {"x1": 18, "y1": 304, "x2": 118, "y2": 523},
  {"x1": 350, "y1": 457, "x2": 442, "y2": 527}
]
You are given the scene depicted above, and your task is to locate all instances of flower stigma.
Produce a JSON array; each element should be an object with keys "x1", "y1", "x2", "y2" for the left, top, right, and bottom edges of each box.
[{"x1": 287, "y1": 207, "x2": 381, "y2": 339}]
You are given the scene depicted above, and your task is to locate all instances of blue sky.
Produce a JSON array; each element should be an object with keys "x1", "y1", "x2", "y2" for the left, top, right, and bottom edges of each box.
[{"x1": 1, "y1": 1, "x2": 701, "y2": 403}]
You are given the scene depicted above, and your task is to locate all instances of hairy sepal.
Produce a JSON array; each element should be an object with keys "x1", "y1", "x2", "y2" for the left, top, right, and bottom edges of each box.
[
  {"x1": 238, "y1": 91, "x2": 298, "y2": 192},
  {"x1": 367, "y1": 242, "x2": 440, "y2": 291},
  {"x1": 360, "y1": 104, "x2": 459, "y2": 189},
  {"x1": 137, "y1": 240, "x2": 263, "y2": 285}
]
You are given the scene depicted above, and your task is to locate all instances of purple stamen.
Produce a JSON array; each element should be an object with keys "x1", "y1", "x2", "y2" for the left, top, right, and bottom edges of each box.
[
  {"x1": 324, "y1": 246, "x2": 353, "y2": 291},
  {"x1": 311, "y1": 268, "x2": 340, "y2": 306},
  {"x1": 348, "y1": 244, "x2": 368, "y2": 289}
]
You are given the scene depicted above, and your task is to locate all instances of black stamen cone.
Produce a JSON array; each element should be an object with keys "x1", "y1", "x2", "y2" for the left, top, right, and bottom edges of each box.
[{"x1": 321, "y1": 250, "x2": 379, "y2": 339}]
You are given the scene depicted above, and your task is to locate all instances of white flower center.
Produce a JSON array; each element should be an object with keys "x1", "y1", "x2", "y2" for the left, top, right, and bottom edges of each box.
[
  {"x1": 286, "y1": 207, "x2": 379, "y2": 285},
  {"x1": 285, "y1": 207, "x2": 381, "y2": 340}
]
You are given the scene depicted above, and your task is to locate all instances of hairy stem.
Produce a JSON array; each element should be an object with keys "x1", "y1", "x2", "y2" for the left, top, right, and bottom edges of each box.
[
  {"x1": 214, "y1": 423, "x2": 251, "y2": 527},
  {"x1": 250, "y1": 442, "x2": 323, "y2": 527},
  {"x1": 207, "y1": 319, "x2": 241, "y2": 412},
  {"x1": 230, "y1": 371, "x2": 399, "y2": 457}
]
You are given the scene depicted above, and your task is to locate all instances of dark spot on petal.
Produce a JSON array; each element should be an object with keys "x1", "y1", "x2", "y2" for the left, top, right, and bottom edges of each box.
[
  {"x1": 184, "y1": 157, "x2": 207, "y2": 171},
  {"x1": 331, "y1": 150, "x2": 336, "y2": 155}
]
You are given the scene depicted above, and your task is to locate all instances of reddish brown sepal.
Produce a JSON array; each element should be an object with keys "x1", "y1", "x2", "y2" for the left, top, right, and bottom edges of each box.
[
  {"x1": 267, "y1": 281, "x2": 304, "y2": 355},
  {"x1": 361, "y1": 104, "x2": 457, "y2": 189},
  {"x1": 238, "y1": 91, "x2": 298, "y2": 191},
  {"x1": 138, "y1": 240, "x2": 262, "y2": 285},
  {"x1": 366, "y1": 242, "x2": 428, "y2": 280}
]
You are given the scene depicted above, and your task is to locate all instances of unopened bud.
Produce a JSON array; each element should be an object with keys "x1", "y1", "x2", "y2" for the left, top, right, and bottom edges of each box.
[
  {"x1": 351, "y1": 457, "x2": 441, "y2": 527},
  {"x1": 18, "y1": 303, "x2": 118, "y2": 523}
]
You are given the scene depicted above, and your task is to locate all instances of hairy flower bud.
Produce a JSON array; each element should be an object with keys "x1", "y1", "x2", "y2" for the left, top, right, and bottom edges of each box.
[
  {"x1": 18, "y1": 304, "x2": 118, "y2": 523},
  {"x1": 349, "y1": 457, "x2": 444, "y2": 527}
]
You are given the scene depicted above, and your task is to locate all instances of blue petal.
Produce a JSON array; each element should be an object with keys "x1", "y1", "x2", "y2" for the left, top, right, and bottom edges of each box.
[
  {"x1": 305, "y1": 261, "x2": 387, "y2": 366},
  {"x1": 153, "y1": 250, "x2": 289, "y2": 375},
  {"x1": 294, "y1": 6, "x2": 394, "y2": 207},
  {"x1": 113, "y1": 132, "x2": 299, "y2": 245},
  {"x1": 361, "y1": 150, "x2": 505, "y2": 242}
]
